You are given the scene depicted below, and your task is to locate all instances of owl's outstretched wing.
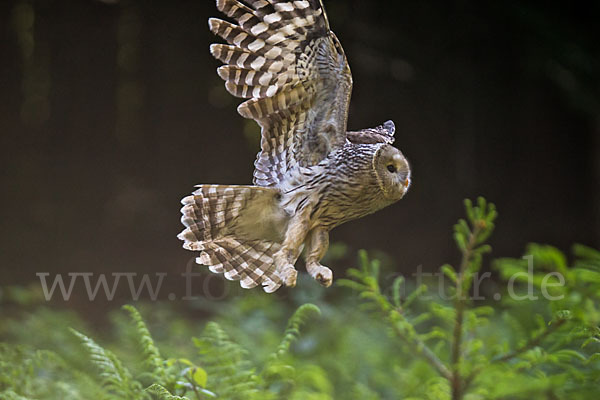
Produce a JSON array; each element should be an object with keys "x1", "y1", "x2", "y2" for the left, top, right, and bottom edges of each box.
[{"x1": 210, "y1": 0, "x2": 353, "y2": 187}]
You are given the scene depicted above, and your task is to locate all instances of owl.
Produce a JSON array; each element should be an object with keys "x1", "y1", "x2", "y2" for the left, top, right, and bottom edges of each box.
[{"x1": 178, "y1": 0, "x2": 411, "y2": 293}]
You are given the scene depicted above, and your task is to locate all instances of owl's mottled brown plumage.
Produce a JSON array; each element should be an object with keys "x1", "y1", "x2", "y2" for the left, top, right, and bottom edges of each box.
[{"x1": 178, "y1": 0, "x2": 411, "y2": 292}]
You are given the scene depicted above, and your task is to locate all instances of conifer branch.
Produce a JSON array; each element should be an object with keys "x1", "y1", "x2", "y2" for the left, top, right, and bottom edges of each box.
[{"x1": 451, "y1": 223, "x2": 482, "y2": 400}]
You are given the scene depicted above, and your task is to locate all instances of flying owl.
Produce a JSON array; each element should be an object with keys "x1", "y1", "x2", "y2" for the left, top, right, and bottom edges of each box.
[{"x1": 178, "y1": 0, "x2": 411, "y2": 293}]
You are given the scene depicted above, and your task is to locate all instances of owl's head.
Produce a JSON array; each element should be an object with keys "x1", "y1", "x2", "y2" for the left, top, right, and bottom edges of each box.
[{"x1": 373, "y1": 144, "x2": 411, "y2": 201}]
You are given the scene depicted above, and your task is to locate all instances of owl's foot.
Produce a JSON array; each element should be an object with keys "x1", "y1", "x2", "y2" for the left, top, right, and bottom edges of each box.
[
  {"x1": 306, "y1": 262, "x2": 333, "y2": 287},
  {"x1": 278, "y1": 264, "x2": 298, "y2": 287},
  {"x1": 273, "y1": 249, "x2": 298, "y2": 287}
]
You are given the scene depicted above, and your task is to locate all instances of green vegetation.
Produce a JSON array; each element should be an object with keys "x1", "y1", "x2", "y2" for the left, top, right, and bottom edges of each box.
[{"x1": 1, "y1": 198, "x2": 599, "y2": 399}]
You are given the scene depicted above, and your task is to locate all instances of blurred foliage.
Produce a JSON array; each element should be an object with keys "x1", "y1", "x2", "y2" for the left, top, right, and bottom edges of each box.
[{"x1": 1, "y1": 198, "x2": 599, "y2": 399}]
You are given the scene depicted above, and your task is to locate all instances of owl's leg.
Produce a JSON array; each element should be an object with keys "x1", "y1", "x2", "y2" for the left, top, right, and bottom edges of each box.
[
  {"x1": 304, "y1": 228, "x2": 332, "y2": 287},
  {"x1": 273, "y1": 208, "x2": 311, "y2": 287}
]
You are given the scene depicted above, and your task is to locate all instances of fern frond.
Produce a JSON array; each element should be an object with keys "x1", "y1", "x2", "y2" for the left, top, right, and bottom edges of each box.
[
  {"x1": 272, "y1": 303, "x2": 321, "y2": 360},
  {"x1": 193, "y1": 322, "x2": 260, "y2": 400},
  {"x1": 122, "y1": 305, "x2": 167, "y2": 383},
  {"x1": 70, "y1": 328, "x2": 143, "y2": 399},
  {"x1": 145, "y1": 384, "x2": 188, "y2": 400},
  {"x1": 0, "y1": 390, "x2": 32, "y2": 400}
]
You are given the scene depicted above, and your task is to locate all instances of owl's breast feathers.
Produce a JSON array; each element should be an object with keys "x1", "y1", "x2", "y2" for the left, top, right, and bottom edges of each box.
[{"x1": 279, "y1": 142, "x2": 390, "y2": 231}]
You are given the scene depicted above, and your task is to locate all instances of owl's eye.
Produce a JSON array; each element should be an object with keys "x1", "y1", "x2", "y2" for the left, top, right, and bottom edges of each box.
[{"x1": 387, "y1": 164, "x2": 397, "y2": 173}]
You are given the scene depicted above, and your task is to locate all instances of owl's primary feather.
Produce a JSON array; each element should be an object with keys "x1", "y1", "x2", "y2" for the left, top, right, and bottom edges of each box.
[
  {"x1": 179, "y1": 0, "x2": 411, "y2": 292},
  {"x1": 209, "y1": 0, "x2": 352, "y2": 185}
]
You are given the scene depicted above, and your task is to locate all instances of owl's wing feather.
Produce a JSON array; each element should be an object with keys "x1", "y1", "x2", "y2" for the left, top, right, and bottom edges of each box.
[{"x1": 210, "y1": 0, "x2": 353, "y2": 186}]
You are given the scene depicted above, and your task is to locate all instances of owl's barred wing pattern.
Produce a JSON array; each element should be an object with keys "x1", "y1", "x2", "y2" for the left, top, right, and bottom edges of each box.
[
  {"x1": 178, "y1": 185, "x2": 283, "y2": 292},
  {"x1": 210, "y1": 0, "x2": 353, "y2": 187},
  {"x1": 196, "y1": 238, "x2": 282, "y2": 292},
  {"x1": 179, "y1": 1, "x2": 409, "y2": 293}
]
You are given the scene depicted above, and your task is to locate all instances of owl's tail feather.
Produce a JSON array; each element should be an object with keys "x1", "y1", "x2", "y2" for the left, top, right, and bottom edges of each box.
[{"x1": 178, "y1": 185, "x2": 283, "y2": 293}]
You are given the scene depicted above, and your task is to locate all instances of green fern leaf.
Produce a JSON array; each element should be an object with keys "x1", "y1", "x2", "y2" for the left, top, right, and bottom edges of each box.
[
  {"x1": 70, "y1": 328, "x2": 143, "y2": 399},
  {"x1": 145, "y1": 384, "x2": 188, "y2": 400},
  {"x1": 272, "y1": 304, "x2": 321, "y2": 360},
  {"x1": 122, "y1": 305, "x2": 167, "y2": 383},
  {"x1": 194, "y1": 322, "x2": 260, "y2": 400}
]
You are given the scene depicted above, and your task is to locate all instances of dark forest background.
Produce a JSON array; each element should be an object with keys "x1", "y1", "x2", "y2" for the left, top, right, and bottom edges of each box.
[{"x1": 1, "y1": 0, "x2": 598, "y2": 301}]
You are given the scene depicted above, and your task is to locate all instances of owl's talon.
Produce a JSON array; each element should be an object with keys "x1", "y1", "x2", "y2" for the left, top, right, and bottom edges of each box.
[
  {"x1": 307, "y1": 263, "x2": 333, "y2": 287},
  {"x1": 279, "y1": 265, "x2": 298, "y2": 287}
]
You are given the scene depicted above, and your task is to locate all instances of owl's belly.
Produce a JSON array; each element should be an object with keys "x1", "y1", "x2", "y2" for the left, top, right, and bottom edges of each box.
[{"x1": 309, "y1": 184, "x2": 386, "y2": 231}]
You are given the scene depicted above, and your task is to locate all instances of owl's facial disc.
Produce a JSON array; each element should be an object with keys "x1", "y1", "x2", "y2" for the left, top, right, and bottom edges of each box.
[{"x1": 374, "y1": 145, "x2": 411, "y2": 201}]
